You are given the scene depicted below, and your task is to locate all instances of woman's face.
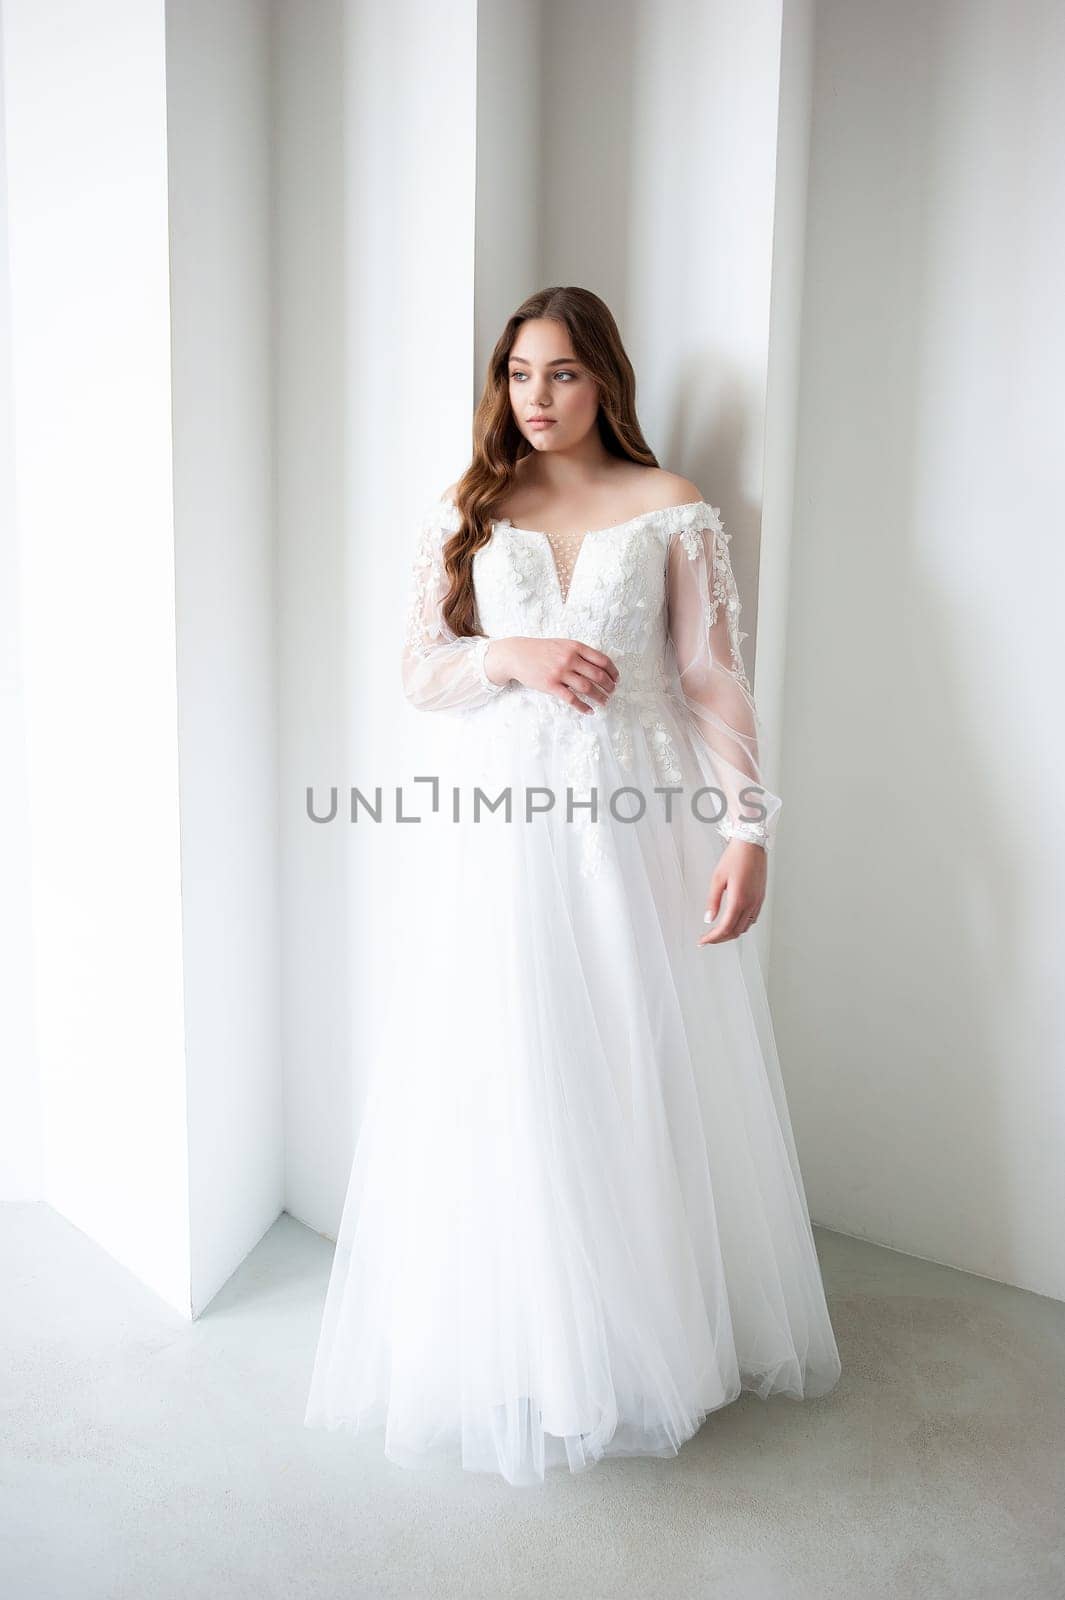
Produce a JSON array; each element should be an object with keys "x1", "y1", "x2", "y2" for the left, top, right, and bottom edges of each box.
[{"x1": 507, "y1": 319, "x2": 600, "y2": 452}]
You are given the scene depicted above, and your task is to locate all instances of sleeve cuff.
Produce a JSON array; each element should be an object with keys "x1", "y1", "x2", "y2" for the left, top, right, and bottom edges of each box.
[
  {"x1": 473, "y1": 635, "x2": 509, "y2": 694},
  {"x1": 716, "y1": 816, "x2": 773, "y2": 852}
]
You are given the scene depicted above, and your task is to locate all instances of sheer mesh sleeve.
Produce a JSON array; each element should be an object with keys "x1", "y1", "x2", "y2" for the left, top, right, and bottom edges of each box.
[
  {"x1": 665, "y1": 504, "x2": 782, "y2": 852},
  {"x1": 400, "y1": 499, "x2": 511, "y2": 713}
]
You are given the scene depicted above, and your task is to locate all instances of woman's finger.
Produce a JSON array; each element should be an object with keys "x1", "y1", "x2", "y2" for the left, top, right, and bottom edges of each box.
[
  {"x1": 700, "y1": 899, "x2": 747, "y2": 944},
  {"x1": 703, "y1": 876, "x2": 725, "y2": 927},
  {"x1": 560, "y1": 671, "x2": 610, "y2": 706}
]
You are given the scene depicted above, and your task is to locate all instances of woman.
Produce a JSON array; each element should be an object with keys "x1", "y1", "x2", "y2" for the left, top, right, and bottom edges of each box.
[{"x1": 304, "y1": 286, "x2": 842, "y2": 1486}]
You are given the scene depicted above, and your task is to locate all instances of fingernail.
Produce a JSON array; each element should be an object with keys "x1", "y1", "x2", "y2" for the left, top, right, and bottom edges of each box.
[{"x1": 703, "y1": 911, "x2": 713, "y2": 924}]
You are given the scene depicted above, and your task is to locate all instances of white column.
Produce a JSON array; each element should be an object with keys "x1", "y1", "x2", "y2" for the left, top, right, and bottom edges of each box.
[
  {"x1": 3, "y1": 0, "x2": 191, "y2": 1309},
  {"x1": 3, "y1": 0, "x2": 280, "y2": 1317}
]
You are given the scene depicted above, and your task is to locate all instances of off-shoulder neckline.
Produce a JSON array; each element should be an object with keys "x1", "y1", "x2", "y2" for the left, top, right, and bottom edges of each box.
[{"x1": 439, "y1": 493, "x2": 718, "y2": 540}]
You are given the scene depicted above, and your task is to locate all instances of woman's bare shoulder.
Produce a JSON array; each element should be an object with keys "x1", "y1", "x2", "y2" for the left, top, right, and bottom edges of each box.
[{"x1": 636, "y1": 466, "x2": 704, "y2": 508}]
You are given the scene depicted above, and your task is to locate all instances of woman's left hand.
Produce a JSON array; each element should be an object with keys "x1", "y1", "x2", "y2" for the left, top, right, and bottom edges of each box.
[{"x1": 698, "y1": 840, "x2": 768, "y2": 945}]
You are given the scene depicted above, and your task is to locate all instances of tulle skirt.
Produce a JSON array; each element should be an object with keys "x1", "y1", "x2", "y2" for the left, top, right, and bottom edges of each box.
[{"x1": 303, "y1": 684, "x2": 842, "y2": 1485}]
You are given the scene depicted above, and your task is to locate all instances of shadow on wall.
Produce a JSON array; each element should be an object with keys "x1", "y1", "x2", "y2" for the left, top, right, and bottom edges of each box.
[{"x1": 667, "y1": 346, "x2": 765, "y2": 681}]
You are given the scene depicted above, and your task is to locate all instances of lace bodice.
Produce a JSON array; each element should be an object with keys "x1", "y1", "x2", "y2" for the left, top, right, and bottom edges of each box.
[{"x1": 401, "y1": 495, "x2": 781, "y2": 850}]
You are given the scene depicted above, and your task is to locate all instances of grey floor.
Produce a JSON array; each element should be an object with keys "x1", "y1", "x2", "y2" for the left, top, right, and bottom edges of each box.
[{"x1": 2, "y1": 1203, "x2": 1063, "y2": 1600}]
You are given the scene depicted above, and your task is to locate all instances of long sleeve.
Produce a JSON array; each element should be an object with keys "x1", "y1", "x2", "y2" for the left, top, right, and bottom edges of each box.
[
  {"x1": 665, "y1": 505, "x2": 782, "y2": 852},
  {"x1": 400, "y1": 500, "x2": 511, "y2": 713}
]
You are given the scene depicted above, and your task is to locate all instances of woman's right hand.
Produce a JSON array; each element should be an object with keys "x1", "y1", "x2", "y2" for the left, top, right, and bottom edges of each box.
[{"x1": 485, "y1": 637, "x2": 619, "y2": 712}]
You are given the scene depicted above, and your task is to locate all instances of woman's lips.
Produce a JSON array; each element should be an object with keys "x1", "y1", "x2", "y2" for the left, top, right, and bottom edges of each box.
[{"x1": 527, "y1": 418, "x2": 556, "y2": 429}]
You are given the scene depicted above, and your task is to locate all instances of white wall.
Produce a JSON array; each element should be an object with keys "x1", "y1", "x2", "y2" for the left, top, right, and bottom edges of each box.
[
  {"x1": 756, "y1": 0, "x2": 814, "y2": 958},
  {"x1": 474, "y1": 0, "x2": 542, "y2": 364},
  {"x1": 2, "y1": 0, "x2": 191, "y2": 1306},
  {"x1": 165, "y1": 0, "x2": 282, "y2": 1316},
  {"x1": 277, "y1": 0, "x2": 481, "y2": 1242},
  {"x1": 0, "y1": 3, "x2": 43, "y2": 1200},
  {"x1": 769, "y1": 0, "x2": 1065, "y2": 1300}
]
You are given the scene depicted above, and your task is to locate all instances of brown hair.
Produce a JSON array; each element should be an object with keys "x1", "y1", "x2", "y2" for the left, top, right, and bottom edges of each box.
[{"x1": 440, "y1": 286, "x2": 659, "y2": 638}]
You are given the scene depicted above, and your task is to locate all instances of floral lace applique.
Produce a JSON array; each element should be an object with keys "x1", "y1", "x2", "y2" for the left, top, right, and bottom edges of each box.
[
  {"x1": 674, "y1": 505, "x2": 752, "y2": 695},
  {"x1": 403, "y1": 513, "x2": 448, "y2": 657},
  {"x1": 610, "y1": 719, "x2": 634, "y2": 770},
  {"x1": 405, "y1": 503, "x2": 507, "y2": 694},
  {"x1": 644, "y1": 715, "x2": 684, "y2": 786}
]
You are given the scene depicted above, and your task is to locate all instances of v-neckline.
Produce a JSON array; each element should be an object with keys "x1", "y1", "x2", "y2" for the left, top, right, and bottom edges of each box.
[
  {"x1": 515, "y1": 527, "x2": 593, "y2": 610},
  {"x1": 490, "y1": 500, "x2": 705, "y2": 613},
  {"x1": 494, "y1": 524, "x2": 601, "y2": 612}
]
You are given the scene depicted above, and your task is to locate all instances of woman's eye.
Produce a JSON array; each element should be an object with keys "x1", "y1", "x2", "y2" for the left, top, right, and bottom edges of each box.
[{"x1": 509, "y1": 371, "x2": 577, "y2": 381}]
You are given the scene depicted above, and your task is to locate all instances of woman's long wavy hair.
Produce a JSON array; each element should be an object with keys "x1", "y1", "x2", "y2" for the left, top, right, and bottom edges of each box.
[{"x1": 441, "y1": 286, "x2": 659, "y2": 639}]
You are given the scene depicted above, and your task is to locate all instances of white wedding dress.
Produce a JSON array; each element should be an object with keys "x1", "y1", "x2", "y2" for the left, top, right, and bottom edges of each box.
[{"x1": 303, "y1": 494, "x2": 842, "y2": 1485}]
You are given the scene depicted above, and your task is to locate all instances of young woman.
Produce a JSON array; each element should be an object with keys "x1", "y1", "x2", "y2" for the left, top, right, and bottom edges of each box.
[{"x1": 304, "y1": 286, "x2": 842, "y2": 1486}]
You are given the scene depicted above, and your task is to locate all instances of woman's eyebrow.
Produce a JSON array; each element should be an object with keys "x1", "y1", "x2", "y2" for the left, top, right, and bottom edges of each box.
[{"x1": 508, "y1": 356, "x2": 579, "y2": 366}]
